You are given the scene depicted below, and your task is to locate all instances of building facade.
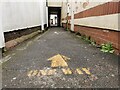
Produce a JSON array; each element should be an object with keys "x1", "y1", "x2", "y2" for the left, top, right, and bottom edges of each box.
[
  {"x1": 61, "y1": 0, "x2": 120, "y2": 54},
  {"x1": 0, "y1": 0, "x2": 48, "y2": 56}
]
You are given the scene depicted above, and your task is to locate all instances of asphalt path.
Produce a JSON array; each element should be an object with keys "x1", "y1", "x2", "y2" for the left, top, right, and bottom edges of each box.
[{"x1": 2, "y1": 27, "x2": 119, "y2": 88}]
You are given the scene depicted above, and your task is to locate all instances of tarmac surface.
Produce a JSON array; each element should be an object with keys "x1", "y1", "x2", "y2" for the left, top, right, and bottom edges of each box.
[{"x1": 2, "y1": 27, "x2": 119, "y2": 88}]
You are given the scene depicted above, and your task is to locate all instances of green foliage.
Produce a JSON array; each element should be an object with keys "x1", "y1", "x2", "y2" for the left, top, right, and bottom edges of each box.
[
  {"x1": 90, "y1": 40, "x2": 96, "y2": 46},
  {"x1": 81, "y1": 35, "x2": 86, "y2": 40},
  {"x1": 81, "y1": 35, "x2": 96, "y2": 46},
  {"x1": 85, "y1": 36, "x2": 90, "y2": 42},
  {"x1": 101, "y1": 43, "x2": 114, "y2": 53},
  {"x1": 79, "y1": 34, "x2": 114, "y2": 54},
  {"x1": 66, "y1": 28, "x2": 69, "y2": 31}
]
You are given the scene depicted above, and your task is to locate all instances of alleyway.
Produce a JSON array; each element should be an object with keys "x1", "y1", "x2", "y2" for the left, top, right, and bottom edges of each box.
[{"x1": 2, "y1": 27, "x2": 119, "y2": 88}]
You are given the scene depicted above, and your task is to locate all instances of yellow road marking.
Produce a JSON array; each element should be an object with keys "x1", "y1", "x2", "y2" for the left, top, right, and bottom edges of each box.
[
  {"x1": 47, "y1": 69, "x2": 56, "y2": 75},
  {"x1": 40, "y1": 69, "x2": 56, "y2": 76},
  {"x1": 27, "y1": 70, "x2": 33, "y2": 77},
  {"x1": 48, "y1": 54, "x2": 70, "y2": 68},
  {"x1": 76, "y1": 68, "x2": 83, "y2": 74},
  {"x1": 82, "y1": 68, "x2": 91, "y2": 75},
  {"x1": 61, "y1": 55, "x2": 70, "y2": 61},
  {"x1": 40, "y1": 70, "x2": 48, "y2": 76},
  {"x1": 62, "y1": 68, "x2": 72, "y2": 75},
  {"x1": 37, "y1": 70, "x2": 41, "y2": 77},
  {"x1": 31, "y1": 70, "x2": 38, "y2": 76},
  {"x1": 27, "y1": 67, "x2": 91, "y2": 77}
]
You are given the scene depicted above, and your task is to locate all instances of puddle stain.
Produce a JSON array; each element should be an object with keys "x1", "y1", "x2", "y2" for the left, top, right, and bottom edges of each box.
[{"x1": 54, "y1": 32, "x2": 59, "y2": 35}]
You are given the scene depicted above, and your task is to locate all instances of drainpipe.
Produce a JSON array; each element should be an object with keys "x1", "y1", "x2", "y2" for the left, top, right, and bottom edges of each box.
[
  {"x1": 66, "y1": 2, "x2": 70, "y2": 31},
  {"x1": 66, "y1": 13, "x2": 69, "y2": 30},
  {"x1": 71, "y1": 2, "x2": 74, "y2": 32}
]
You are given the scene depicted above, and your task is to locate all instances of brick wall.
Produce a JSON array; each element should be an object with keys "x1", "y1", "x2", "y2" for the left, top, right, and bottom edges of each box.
[
  {"x1": 63, "y1": 23, "x2": 120, "y2": 55},
  {"x1": 75, "y1": 25, "x2": 120, "y2": 55}
]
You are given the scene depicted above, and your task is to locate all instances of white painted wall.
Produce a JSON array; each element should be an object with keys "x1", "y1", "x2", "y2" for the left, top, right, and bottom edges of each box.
[
  {"x1": 2, "y1": 0, "x2": 48, "y2": 32},
  {"x1": 2, "y1": 2, "x2": 41, "y2": 32},
  {"x1": 74, "y1": 14, "x2": 119, "y2": 31},
  {"x1": 48, "y1": 0, "x2": 62, "y2": 7},
  {"x1": 61, "y1": 2, "x2": 67, "y2": 19},
  {"x1": 39, "y1": 1, "x2": 47, "y2": 30},
  {"x1": 0, "y1": 0, "x2": 48, "y2": 48},
  {"x1": 0, "y1": 2, "x2": 5, "y2": 48}
]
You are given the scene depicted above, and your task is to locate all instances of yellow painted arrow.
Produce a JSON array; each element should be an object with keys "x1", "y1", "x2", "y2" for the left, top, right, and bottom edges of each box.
[{"x1": 48, "y1": 54, "x2": 70, "y2": 68}]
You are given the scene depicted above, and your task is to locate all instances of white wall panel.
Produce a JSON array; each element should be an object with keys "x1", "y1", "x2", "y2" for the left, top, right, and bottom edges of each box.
[
  {"x1": 48, "y1": 0, "x2": 62, "y2": 7},
  {"x1": 74, "y1": 14, "x2": 119, "y2": 31},
  {"x1": 2, "y1": 1, "x2": 47, "y2": 32},
  {"x1": 0, "y1": 2, "x2": 5, "y2": 48}
]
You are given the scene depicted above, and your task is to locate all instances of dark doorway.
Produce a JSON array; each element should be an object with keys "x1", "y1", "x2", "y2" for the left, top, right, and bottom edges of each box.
[{"x1": 48, "y1": 7, "x2": 61, "y2": 27}]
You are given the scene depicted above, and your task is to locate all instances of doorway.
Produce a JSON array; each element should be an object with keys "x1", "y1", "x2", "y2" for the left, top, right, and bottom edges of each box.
[
  {"x1": 48, "y1": 7, "x2": 61, "y2": 27},
  {"x1": 50, "y1": 14, "x2": 58, "y2": 26}
]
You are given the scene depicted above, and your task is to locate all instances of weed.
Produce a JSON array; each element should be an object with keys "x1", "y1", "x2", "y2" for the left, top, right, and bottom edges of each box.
[
  {"x1": 90, "y1": 40, "x2": 96, "y2": 46},
  {"x1": 78, "y1": 33, "x2": 114, "y2": 54},
  {"x1": 81, "y1": 35, "x2": 96, "y2": 45},
  {"x1": 101, "y1": 43, "x2": 114, "y2": 53},
  {"x1": 81, "y1": 35, "x2": 86, "y2": 40}
]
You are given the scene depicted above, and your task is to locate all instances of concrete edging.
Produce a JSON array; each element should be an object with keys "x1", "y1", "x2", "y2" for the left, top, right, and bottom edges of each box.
[{"x1": 5, "y1": 30, "x2": 41, "y2": 50}]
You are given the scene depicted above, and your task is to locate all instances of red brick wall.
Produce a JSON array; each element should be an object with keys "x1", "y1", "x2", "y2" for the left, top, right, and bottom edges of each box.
[
  {"x1": 63, "y1": 23, "x2": 67, "y2": 29},
  {"x1": 62, "y1": 1, "x2": 120, "y2": 55},
  {"x1": 74, "y1": 25, "x2": 120, "y2": 55},
  {"x1": 62, "y1": 23, "x2": 71, "y2": 30},
  {"x1": 68, "y1": 24, "x2": 71, "y2": 30},
  {"x1": 64, "y1": 1, "x2": 120, "y2": 20},
  {"x1": 62, "y1": 23, "x2": 120, "y2": 55},
  {"x1": 74, "y1": 2, "x2": 120, "y2": 19}
]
